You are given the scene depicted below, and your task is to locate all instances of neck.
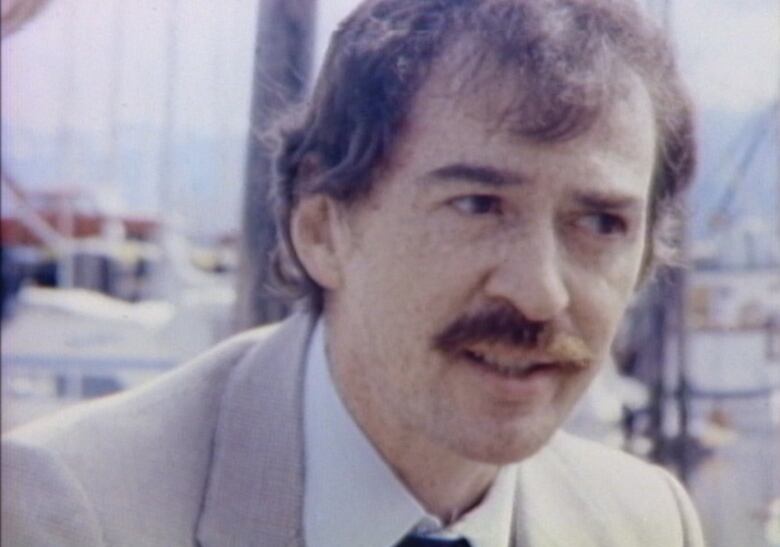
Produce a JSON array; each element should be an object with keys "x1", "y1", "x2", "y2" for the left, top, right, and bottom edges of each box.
[
  {"x1": 373, "y1": 425, "x2": 500, "y2": 523},
  {"x1": 325, "y1": 317, "x2": 499, "y2": 521}
]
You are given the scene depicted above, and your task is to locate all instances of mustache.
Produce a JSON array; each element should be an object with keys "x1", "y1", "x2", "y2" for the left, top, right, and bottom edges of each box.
[{"x1": 433, "y1": 304, "x2": 593, "y2": 363}]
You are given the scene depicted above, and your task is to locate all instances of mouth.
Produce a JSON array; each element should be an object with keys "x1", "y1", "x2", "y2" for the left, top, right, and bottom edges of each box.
[{"x1": 461, "y1": 348, "x2": 566, "y2": 379}]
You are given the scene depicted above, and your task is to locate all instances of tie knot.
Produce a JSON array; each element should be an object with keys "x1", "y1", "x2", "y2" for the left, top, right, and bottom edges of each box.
[{"x1": 394, "y1": 534, "x2": 472, "y2": 547}]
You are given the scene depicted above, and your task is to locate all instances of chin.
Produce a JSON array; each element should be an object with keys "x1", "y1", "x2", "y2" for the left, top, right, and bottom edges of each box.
[{"x1": 446, "y1": 417, "x2": 562, "y2": 465}]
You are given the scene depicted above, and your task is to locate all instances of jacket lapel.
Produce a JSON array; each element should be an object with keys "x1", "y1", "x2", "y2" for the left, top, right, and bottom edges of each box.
[
  {"x1": 196, "y1": 314, "x2": 315, "y2": 547},
  {"x1": 510, "y1": 434, "x2": 631, "y2": 547}
]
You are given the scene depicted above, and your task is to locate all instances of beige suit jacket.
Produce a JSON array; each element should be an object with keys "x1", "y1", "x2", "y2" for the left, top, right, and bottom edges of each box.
[{"x1": 2, "y1": 313, "x2": 706, "y2": 546}]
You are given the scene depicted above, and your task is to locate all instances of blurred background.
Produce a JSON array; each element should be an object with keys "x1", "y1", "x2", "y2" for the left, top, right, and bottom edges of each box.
[{"x1": 1, "y1": 0, "x2": 778, "y2": 545}]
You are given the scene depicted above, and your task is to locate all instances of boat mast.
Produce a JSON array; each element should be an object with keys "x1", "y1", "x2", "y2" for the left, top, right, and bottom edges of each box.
[{"x1": 234, "y1": 0, "x2": 317, "y2": 330}]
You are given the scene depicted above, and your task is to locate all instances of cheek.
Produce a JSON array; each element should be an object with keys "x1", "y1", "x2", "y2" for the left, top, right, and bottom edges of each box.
[
  {"x1": 341, "y1": 224, "x2": 444, "y2": 331},
  {"x1": 573, "y1": 273, "x2": 635, "y2": 356},
  {"x1": 353, "y1": 213, "x2": 482, "y2": 296}
]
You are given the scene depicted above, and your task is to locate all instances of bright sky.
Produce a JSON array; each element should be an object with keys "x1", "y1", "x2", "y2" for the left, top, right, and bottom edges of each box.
[
  {"x1": 1, "y1": 0, "x2": 259, "y2": 137},
  {"x1": 673, "y1": 0, "x2": 779, "y2": 113}
]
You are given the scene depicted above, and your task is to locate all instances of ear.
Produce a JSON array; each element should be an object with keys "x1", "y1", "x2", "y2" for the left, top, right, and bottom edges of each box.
[{"x1": 290, "y1": 194, "x2": 347, "y2": 290}]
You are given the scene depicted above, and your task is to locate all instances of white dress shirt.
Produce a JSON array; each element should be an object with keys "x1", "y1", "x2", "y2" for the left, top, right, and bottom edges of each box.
[{"x1": 303, "y1": 320, "x2": 518, "y2": 547}]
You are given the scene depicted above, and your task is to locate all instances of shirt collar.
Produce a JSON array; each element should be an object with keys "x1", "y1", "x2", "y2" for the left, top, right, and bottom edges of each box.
[
  {"x1": 444, "y1": 464, "x2": 518, "y2": 546},
  {"x1": 303, "y1": 319, "x2": 517, "y2": 547}
]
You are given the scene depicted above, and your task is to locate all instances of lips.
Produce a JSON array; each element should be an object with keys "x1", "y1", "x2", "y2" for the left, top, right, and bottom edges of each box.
[
  {"x1": 460, "y1": 340, "x2": 590, "y2": 378},
  {"x1": 462, "y1": 347, "x2": 562, "y2": 378}
]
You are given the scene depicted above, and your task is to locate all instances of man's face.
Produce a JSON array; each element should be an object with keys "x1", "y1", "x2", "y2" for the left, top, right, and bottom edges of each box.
[{"x1": 322, "y1": 67, "x2": 657, "y2": 465}]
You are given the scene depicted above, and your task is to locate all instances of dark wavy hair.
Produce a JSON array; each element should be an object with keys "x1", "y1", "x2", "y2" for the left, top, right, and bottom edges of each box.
[{"x1": 269, "y1": 0, "x2": 696, "y2": 312}]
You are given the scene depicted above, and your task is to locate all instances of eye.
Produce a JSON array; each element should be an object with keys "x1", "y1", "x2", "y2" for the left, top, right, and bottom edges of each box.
[
  {"x1": 577, "y1": 212, "x2": 628, "y2": 236},
  {"x1": 449, "y1": 195, "x2": 503, "y2": 215}
]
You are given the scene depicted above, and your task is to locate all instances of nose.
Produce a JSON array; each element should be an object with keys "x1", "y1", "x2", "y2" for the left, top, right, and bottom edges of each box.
[{"x1": 483, "y1": 229, "x2": 570, "y2": 323}]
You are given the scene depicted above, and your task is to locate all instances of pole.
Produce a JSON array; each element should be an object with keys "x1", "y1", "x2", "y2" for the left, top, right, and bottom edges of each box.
[
  {"x1": 658, "y1": 0, "x2": 694, "y2": 485},
  {"x1": 620, "y1": 0, "x2": 682, "y2": 470},
  {"x1": 55, "y1": 7, "x2": 76, "y2": 288},
  {"x1": 234, "y1": 0, "x2": 317, "y2": 330},
  {"x1": 156, "y1": 0, "x2": 178, "y2": 219},
  {"x1": 675, "y1": 218, "x2": 692, "y2": 484}
]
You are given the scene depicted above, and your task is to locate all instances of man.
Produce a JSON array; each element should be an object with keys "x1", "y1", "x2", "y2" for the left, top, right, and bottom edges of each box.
[{"x1": 2, "y1": 0, "x2": 705, "y2": 545}]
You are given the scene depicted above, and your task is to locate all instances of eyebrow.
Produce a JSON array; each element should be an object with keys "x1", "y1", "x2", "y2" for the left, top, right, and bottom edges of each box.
[
  {"x1": 573, "y1": 191, "x2": 642, "y2": 211},
  {"x1": 425, "y1": 163, "x2": 526, "y2": 187}
]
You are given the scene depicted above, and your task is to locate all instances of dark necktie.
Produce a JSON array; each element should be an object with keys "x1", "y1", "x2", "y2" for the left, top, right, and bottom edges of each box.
[{"x1": 394, "y1": 535, "x2": 472, "y2": 547}]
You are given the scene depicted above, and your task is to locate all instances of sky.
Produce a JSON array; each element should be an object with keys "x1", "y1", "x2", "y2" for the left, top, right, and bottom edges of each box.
[
  {"x1": 1, "y1": 0, "x2": 258, "y2": 137},
  {"x1": 672, "y1": 0, "x2": 779, "y2": 113},
  {"x1": 1, "y1": 0, "x2": 778, "y2": 239}
]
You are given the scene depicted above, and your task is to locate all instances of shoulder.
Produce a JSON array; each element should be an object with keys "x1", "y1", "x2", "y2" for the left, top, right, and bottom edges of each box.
[
  {"x1": 1, "y1": 315, "x2": 309, "y2": 546},
  {"x1": 518, "y1": 431, "x2": 706, "y2": 546},
  {"x1": 2, "y1": 440, "x2": 104, "y2": 546},
  {"x1": 540, "y1": 431, "x2": 670, "y2": 483},
  {"x1": 4, "y1": 318, "x2": 283, "y2": 454}
]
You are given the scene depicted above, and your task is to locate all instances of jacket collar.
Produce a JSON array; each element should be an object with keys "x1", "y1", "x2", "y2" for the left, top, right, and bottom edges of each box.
[{"x1": 196, "y1": 313, "x2": 315, "y2": 547}]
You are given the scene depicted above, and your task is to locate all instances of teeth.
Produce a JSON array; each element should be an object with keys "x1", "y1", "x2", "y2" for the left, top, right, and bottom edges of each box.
[
  {"x1": 465, "y1": 349, "x2": 535, "y2": 377},
  {"x1": 466, "y1": 344, "x2": 534, "y2": 372},
  {"x1": 463, "y1": 338, "x2": 590, "y2": 375}
]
